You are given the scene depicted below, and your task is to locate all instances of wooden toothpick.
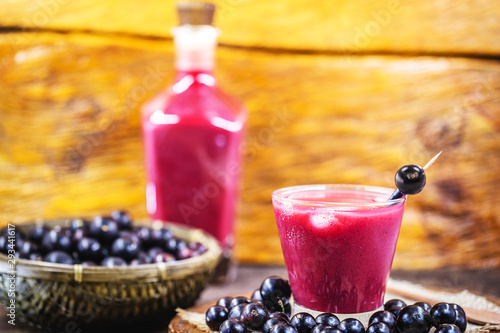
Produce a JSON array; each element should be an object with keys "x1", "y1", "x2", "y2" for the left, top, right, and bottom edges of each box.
[{"x1": 423, "y1": 151, "x2": 442, "y2": 171}]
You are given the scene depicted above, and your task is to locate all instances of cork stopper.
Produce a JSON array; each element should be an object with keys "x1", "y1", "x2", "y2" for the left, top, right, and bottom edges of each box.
[{"x1": 176, "y1": 1, "x2": 216, "y2": 26}]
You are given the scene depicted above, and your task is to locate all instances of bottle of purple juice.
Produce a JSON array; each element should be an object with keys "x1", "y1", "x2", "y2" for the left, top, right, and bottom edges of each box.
[{"x1": 141, "y1": 1, "x2": 247, "y2": 281}]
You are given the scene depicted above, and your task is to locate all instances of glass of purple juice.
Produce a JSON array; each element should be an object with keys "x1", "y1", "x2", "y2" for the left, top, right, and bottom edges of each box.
[{"x1": 272, "y1": 184, "x2": 406, "y2": 321}]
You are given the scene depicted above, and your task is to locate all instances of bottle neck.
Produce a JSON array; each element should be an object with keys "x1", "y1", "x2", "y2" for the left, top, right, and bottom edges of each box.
[
  {"x1": 172, "y1": 25, "x2": 218, "y2": 74},
  {"x1": 175, "y1": 69, "x2": 213, "y2": 80}
]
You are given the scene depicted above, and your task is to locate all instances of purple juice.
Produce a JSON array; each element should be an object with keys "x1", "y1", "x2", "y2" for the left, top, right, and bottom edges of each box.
[
  {"x1": 142, "y1": 70, "x2": 245, "y2": 247},
  {"x1": 272, "y1": 185, "x2": 406, "y2": 314}
]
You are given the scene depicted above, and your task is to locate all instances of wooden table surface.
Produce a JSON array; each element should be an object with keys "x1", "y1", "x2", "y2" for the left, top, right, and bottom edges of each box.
[{"x1": 1, "y1": 265, "x2": 499, "y2": 333}]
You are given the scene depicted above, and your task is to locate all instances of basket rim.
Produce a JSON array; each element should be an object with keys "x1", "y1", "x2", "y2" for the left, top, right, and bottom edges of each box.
[{"x1": 0, "y1": 219, "x2": 222, "y2": 283}]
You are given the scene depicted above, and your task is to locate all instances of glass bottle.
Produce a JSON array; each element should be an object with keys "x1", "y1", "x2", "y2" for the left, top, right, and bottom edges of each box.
[{"x1": 141, "y1": 1, "x2": 246, "y2": 281}]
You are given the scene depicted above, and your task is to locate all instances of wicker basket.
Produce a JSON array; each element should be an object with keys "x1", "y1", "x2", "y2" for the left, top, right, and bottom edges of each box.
[{"x1": 0, "y1": 220, "x2": 221, "y2": 331}]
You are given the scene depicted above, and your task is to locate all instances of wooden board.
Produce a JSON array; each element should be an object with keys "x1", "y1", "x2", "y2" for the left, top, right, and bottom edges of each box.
[
  {"x1": 1, "y1": 30, "x2": 499, "y2": 270},
  {"x1": 0, "y1": 0, "x2": 499, "y2": 56},
  {"x1": 169, "y1": 303, "x2": 209, "y2": 333}
]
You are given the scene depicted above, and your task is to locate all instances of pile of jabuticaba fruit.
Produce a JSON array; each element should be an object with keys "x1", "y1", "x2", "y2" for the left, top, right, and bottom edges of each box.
[
  {"x1": 0, "y1": 0, "x2": 499, "y2": 272},
  {"x1": 0, "y1": 211, "x2": 207, "y2": 266},
  {"x1": 205, "y1": 276, "x2": 467, "y2": 333}
]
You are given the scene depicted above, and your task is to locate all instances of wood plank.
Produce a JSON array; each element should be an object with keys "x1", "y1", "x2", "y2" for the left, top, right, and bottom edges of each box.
[
  {"x1": 0, "y1": 31, "x2": 499, "y2": 270},
  {"x1": 0, "y1": 0, "x2": 499, "y2": 55}
]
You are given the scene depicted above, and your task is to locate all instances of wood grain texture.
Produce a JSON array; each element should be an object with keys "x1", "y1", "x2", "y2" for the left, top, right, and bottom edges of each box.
[
  {"x1": 0, "y1": 0, "x2": 499, "y2": 56},
  {"x1": 1, "y1": 31, "x2": 499, "y2": 270}
]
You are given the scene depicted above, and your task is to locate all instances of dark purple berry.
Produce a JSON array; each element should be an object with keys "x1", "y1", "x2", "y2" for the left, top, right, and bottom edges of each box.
[
  {"x1": 72, "y1": 228, "x2": 88, "y2": 245},
  {"x1": 18, "y1": 241, "x2": 39, "y2": 259},
  {"x1": 435, "y1": 324, "x2": 461, "y2": 333},
  {"x1": 129, "y1": 257, "x2": 149, "y2": 266},
  {"x1": 165, "y1": 237, "x2": 187, "y2": 255},
  {"x1": 414, "y1": 302, "x2": 432, "y2": 313},
  {"x1": 69, "y1": 219, "x2": 89, "y2": 232},
  {"x1": 338, "y1": 318, "x2": 365, "y2": 333},
  {"x1": 368, "y1": 311, "x2": 396, "y2": 333},
  {"x1": 270, "y1": 312, "x2": 290, "y2": 322},
  {"x1": 101, "y1": 246, "x2": 110, "y2": 258},
  {"x1": 395, "y1": 164, "x2": 426, "y2": 195},
  {"x1": 189, "y1": 241, "x2": 207, "y2": 255},
  {"x1": 229, "y1": 304, "x2": 246, "y2": 320},
  {"x1": 384, "y1": 299, "x2": 407, "y2": 311},
  {"x1": 260, "y1": 276, "x2": 292, "y2": 306},
  {"x1": 206, "y1": 305, "x2": 229, "y2": 331},
  {"x1": 153, "y1": 252, "x2": 176, "y2": 263},
  {"x1": 317, "y1": 327, "x2": 341, "y2": 333},
  {"x1": 241, "y1": 302, "x2": 270, "y2": 331},
  {"x1": 388, "y1": 307, "x2": 403, "y2": 318},
  {"x1": 176, "y1": 247, "x2": 194, "y2": 260},
  {"x1": 119, "y1": 230, "x2": 141, "y2": 245},
  {"x1": 1, "y1": 228, "x2": 9, "y2": 237},
  {"x1": 271, "y1": 323, "x2": 299, "y2": 333},
  {"x1": 148, "y1": 246, "x2": 164, "y2": 258},
  {"x1": 137, "y1": 251, "x2": 152, "y2": 264},
  {"x1": 316, "y1": 313, "x2": 340, "y2": 328},
  {"x1": 366, "y1": 323, "x2": 391, "y2": 333},
  {"x1": 217, "y1": 297, "x2": 233, "y2": 309},
  {"x1": 77, "y1": 237, "x2": 105, "y2": 262},
  {"x1": 150, "y1": 227, "x2": 174, "y2": 247},
  {"x1": 28, "y1": 252, "x2": 43, "y2": 261},
  {"x1": 40, "y1": 229, "x2": 72, "y2": 254},
  {"x1": 453, "y1": 314, "x2": 466, "y2": 333},
  {"x1": 7, "y1": 235, "x2": 23, "y2": 251},
  {"x1": 220, "y1": 318, "x2": 247, "y2": 333},
  {"x1": 430, "y1": 303, "x2": 457, "y2": 327},
  {"x1": 283, "y1": 302, "x2": 292, "y2": 317},
  {"x1": 135, "y1": 227, "x2": 153, "y2": 248},
  {"x1": 43, "y1": 251, "x2": 74, "y2": 265},
  {"x1": 111, "y1": 237, "x2": 139, "y2": 261},
  {"x1": 54, "y1": 225, "x2": 73, "y2": 238},
  {"x1": 251, "y1": 289, "x2": 264, "y2": 301},
  {"x1": 290, "y1": 313, "x2": 317, "y2": 333},
  {"x1": 28, "y1": 225, "x2": 50, "y2": 244},
  {"x1": 452, "y1": 305, "x2": 467, "y2": 332},
  {"x1": 100, "y1": 257, "x2": 127, "y2": 267},
  {"x1": 111, "y1": 210, "x2": 133, "y2": 230},
  {"x1": 89, "y1": 216, "x2": 119, "y2": 244},
  {"x1": 81, "y1": 261, "x2": 97, "y2": 267},
  {"x1": 265, "y1": 298, "x2": 290, "y2": 314},
  {"x1": 264, "y1": 317, "x2": 289, "y2": 333},
  {"x1": 229, "y1": 297, "x2": 252, "y2": 310},
  {"x1": 451, "y1": 304, "x2": 465, "y2": 318},
  {"x1": 0, "y1": 236, "x2": 9, "y2": 254},
  {"x1": 396, "y1": 305, "x2": 433, "y2": 333},
  {"x1": 312, "y1": 324, "x2": 340, "y2": 333},
  {"x1": 1, "y1": 228, "x2": 25, "y2": 244}
]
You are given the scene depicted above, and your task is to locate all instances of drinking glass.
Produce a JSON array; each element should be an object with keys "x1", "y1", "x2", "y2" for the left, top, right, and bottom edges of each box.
[{"x1": 272, "y1": 184, "x2": 406, "y2": 321}]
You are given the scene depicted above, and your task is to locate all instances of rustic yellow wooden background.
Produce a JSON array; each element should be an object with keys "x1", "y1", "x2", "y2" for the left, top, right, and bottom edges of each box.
[{"x1": 0, "y1": 0, "x2": 499, "y2": 270}]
